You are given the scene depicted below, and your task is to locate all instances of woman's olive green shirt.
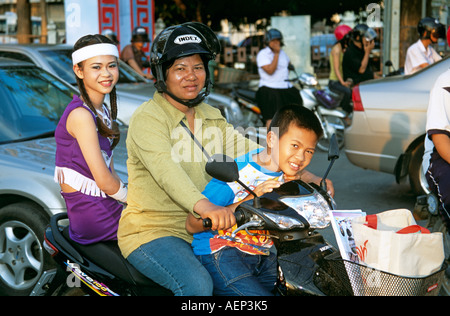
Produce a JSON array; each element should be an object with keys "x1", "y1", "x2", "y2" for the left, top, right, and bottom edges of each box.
[{"x1": 118, "y1": 92, "x2": 258, "y2": 258}]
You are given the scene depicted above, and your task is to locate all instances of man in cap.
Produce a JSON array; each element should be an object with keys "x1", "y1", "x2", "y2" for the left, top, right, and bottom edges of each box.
[{"x1": 121, "y1": 26, "x2": 154, "y2": 79}]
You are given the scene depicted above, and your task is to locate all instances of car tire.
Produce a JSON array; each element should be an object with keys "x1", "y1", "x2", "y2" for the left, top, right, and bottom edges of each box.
[
  {"x1": 0, "y1": 202, "x2": 54, "y2": 296},
  {"x1": 408, "y1": 142, "x2": 426, "y2": 195}
]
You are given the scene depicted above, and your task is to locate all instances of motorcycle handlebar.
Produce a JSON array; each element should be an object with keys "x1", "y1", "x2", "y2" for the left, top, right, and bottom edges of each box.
[{"x1": 202, "y1": 209, "x2": 246, "y2": 229}]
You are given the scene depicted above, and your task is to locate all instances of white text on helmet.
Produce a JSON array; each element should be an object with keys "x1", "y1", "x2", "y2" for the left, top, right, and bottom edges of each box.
[{"x1": 174, "y1": 35, "x2": 202, "y2": 45}]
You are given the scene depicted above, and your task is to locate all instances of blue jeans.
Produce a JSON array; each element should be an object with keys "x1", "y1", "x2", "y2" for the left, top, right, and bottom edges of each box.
[
  {"x1": 127, "y1": 236, "x2": 213, "y2": 296},
  {"x1": 197, "y1": 247, "x2": 278, "y2": 296},
  {"x1": 426, "y1": 155, "x2": 450, "y2": 231}
]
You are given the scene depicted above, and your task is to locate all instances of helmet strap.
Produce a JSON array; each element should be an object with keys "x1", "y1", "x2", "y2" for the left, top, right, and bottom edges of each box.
[{"x1": 153, "y1": 64, "x2": 212, "y2": 108}]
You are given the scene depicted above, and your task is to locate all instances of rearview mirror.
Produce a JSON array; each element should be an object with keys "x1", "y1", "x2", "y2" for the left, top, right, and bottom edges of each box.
[
  {"x1": 328, "y1": 134, "x2": 339, "y2": 161},
  {"x1": 205, "y1": 153, "x2": 261, "y2": 208},
  {"x1": 320, "y1": 133, "x2": 339, "y2": 193},
  {"x1": 205, "y1": 154, "x2": 239, "y2": 183}
]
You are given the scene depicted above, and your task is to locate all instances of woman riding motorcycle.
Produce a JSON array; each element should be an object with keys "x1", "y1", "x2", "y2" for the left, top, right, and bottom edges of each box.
[
  {"x1": 117, "y1": 22, "x2": 257, "y2": 296},
  {"x1": 117, "y1": 22, "x2": 333, "y2": 296}
]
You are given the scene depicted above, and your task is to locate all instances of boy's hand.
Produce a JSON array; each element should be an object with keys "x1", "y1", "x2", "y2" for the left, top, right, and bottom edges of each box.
[{"x1": 253, "y1": 180, "x2": 282, "y2": 197}]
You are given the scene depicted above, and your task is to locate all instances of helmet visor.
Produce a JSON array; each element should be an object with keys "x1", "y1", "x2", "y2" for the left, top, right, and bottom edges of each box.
[{"x1": 364, "y1": 28, "x2": 377, "y2": 41}]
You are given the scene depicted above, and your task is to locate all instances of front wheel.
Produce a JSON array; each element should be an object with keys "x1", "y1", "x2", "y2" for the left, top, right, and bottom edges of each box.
[
  {"x1": 0, "y1": 202, "x2": 54, "y2": 296},
  {"x1": 317, "y1": 115, "x2": 346, "y2": 152}
]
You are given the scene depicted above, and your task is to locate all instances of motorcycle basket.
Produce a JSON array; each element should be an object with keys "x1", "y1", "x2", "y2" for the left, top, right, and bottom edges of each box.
[{"x1": 326, "y1": 255, "x2": 447, "y2": 296}]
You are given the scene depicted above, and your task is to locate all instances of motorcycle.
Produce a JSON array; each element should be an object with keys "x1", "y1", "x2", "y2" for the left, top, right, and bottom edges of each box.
[
  {"x1": 219, "y1": 69, "x2": 347, "y2": 152},
  {"x1": 203, "y1": 134, "x2": 350, "y2": 296},
  {"x1": 214, "y1": 81, "x2": 266, "y2": 143},
  {"x1": 384, "y1": 60, "x2": 404, "y2": 77},
  {"x1": 33, "y1": 135, "x2": 346, "y2": 296},
  {"x1": 31, "y1": 214, "x2": 172, "y2": 296},
  {"x1": 286, "y1": 66, "x2": 347, "y2": 152}
]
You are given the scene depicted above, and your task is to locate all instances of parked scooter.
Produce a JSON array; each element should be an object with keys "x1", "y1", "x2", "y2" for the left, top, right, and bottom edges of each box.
[
  {"x1": 221, "y1": 69, "x2": 347, "y2": 152},
  {"x1": 203, "y1": 134, "x2": 349, "y2": 296},
  {"x1": 214, "y1": 82, "x2": 266, "y2": 143},
  {"x1": 384, "y1": 60, "x2": 404, "y2": 77},
  {"x1": 286, "y1": 66, "x2": 347, "y2": 152}
]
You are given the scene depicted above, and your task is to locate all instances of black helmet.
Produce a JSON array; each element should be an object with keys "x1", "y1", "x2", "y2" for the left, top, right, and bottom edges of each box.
[
  {"x1": 265, "y1": 29, "x2": 283, "y2": 45},
  {"x1": 132, "y1": 26, "x2": 150, "y2": 43},
  {"x1": 150, "y1": 22, "x2": 220, "y2": 107},
  {"x1": 418, "y1": 17, "x2": 445, "y2": 41}
]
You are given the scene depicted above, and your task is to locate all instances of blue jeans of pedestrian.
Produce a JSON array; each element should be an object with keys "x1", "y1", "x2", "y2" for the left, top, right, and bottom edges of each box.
[
  {"x1": 127, "y1": 236, "x2": 213, "y2": 296},
  {"x1": 426, "y1": 155, "x2": 450, "y2": 232},
  {"x1": 196, "y1": 247, "x2": 278, "y2": 296}
]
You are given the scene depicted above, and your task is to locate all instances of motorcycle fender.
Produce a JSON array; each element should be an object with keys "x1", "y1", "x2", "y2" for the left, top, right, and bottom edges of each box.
[{"x1": 394, "y1": 152, "x2": 410, "y2": 183}]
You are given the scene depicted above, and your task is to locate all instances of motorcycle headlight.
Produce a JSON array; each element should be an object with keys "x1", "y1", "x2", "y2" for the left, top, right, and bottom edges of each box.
[
  {"x1": 281, "y1": 192, "x2": 331, "y2": 229},
  {"x1": 264, "y1": 212, "x2": 305, "y2": 230}
]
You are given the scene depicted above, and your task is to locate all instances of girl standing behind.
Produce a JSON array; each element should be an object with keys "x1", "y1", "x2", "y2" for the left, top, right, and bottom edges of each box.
[
  {"x1": 54, "y1": 34, "x2": 127, "y2": 245},
  {"x1": 328, "y1": 24, "x2": 353, "y2": 117}
]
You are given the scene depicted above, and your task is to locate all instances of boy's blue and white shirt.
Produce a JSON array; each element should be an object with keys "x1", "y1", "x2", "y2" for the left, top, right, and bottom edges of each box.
[{"x1": 192, "y1": 148, "x2": 283, "y2": 256}]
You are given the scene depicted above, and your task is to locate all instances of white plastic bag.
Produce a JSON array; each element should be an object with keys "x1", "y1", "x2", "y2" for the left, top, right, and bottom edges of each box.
[{"x1": 352, "y1": 209, "x2": 444, "y2": 277}]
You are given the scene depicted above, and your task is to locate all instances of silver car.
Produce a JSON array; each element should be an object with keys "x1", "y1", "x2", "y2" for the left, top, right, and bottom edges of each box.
[
  {"x1": 0, "y1": 44, "x2": 243, "y2": 127},
  {"x1": 344, "y1": 56, "x2": 450, "y2": 194},
  {"x1": 0, "y1": 58, "x2": 128, "y2": 295}
]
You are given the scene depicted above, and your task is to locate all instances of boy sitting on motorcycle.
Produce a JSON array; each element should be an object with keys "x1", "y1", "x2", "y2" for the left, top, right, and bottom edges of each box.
[{"x1": 186, "y1": 105, "x2": 324, "y2": 296}]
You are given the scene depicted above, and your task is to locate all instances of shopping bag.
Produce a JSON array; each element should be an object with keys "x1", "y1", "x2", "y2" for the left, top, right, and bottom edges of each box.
[{"x1": 352, "y1": 209, "x2": 444, "y2": 277}]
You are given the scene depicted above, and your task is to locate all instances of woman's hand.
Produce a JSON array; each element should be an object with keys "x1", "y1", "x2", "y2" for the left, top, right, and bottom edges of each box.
[{"x1": 193, "y1": 199, "x2": 236, "y2": 231}]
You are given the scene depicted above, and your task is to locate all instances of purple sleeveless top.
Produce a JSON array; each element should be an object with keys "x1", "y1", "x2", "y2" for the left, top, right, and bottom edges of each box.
[{"x1": 54, "y1": 95, "x2": 122, "y2": 244}]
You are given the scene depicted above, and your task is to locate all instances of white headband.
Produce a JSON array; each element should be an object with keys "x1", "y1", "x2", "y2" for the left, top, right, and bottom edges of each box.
[{"x1": 72, "y1": 43, "x2": 119, "y2": 66}]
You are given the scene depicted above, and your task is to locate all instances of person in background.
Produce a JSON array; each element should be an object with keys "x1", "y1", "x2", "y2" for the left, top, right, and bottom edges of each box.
[
  {"x1": 256, "y1": 28, "x2": 303, "y2": 128},
  {"x1": 121, "y1": 26, "x2": 154, "y2": 79},
  {"x1": 343, "y1": 23, "x2": 376, "y2": 86},
  {"x1": 404, "y1": 17, "x2": 445, "y2": 75},
  {"x1": 328, "y1": 24, "x2": 353, "y2": 118},
  {"x1": 101, "y1": 29, "x2": 119, "y2": 45},
  {"x1": 422, "y1": 26, "x2": 450, "y2": 234},
  {"x1": 54, "y1": 34, "x2": 126, "y2": 245}
]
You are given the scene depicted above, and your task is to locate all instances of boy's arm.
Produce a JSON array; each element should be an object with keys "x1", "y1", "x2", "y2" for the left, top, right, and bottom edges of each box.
[
  {"x1": 186, "y1": 179, "x2": 282, "y2": 234},
  {"x1": 295, "y1": 170, "x2": 335, "y2": 197}
]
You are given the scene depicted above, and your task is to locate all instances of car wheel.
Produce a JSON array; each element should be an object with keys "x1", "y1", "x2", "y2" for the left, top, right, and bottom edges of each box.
[
  {"x1": 0, "y1": 202, "x2": 54, "y2": 296},
  {"x1": 408, "y1": 142, "x2": 426, "y2": 195}
]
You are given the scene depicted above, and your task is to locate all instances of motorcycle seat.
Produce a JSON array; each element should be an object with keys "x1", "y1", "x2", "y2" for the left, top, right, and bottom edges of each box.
[
  {"x1": 236, "y1": 88, "x2": 256, "y2": 101},
  {"x1": 62, "y1": 227, "x2": 170, "y2": 293}
]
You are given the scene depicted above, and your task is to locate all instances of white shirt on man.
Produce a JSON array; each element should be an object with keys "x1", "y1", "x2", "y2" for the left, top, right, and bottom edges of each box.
[
  {"x1": 422, "y1": 68, "x2": 450, "y2": 173},
  {"x1": 404, "y1": 39, "x2": 441, "y2": 75}
]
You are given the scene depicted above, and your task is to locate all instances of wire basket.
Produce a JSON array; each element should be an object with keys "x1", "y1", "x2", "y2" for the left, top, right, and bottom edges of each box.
[{"x1": 326, "y1": 257, "x2": 446, "y2": 296}]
